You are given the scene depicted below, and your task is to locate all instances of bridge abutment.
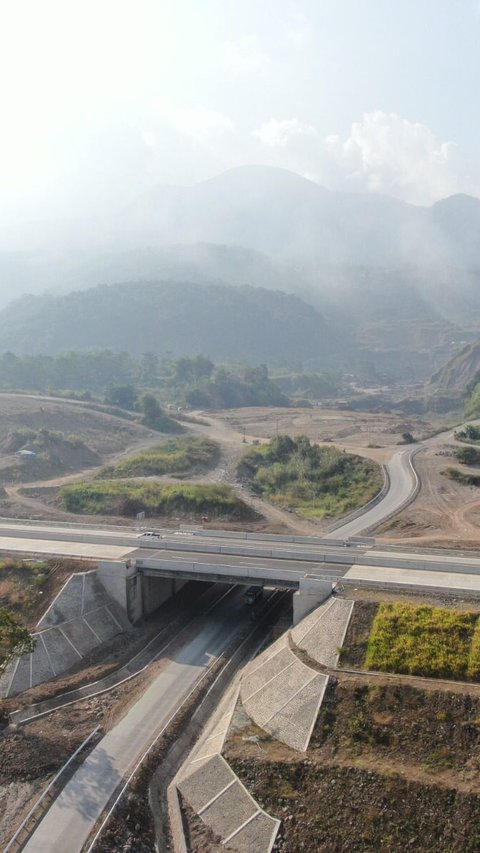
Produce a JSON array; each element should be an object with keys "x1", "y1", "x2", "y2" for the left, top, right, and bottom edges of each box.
[
  {"x1": 98, "y1": 560, "x2": 188, "y2": 623},
  {"x1": 293, "y1": 577, "x2": 333, "y2": 625}
]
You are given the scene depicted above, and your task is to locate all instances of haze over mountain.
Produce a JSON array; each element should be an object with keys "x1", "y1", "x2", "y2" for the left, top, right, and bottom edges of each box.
[
  {"x1": 0, "y1": 280, "x2": 339, "y2": 365},
  {"x1": 1, "y1": 165, "x2": 480, "y2": 380},
  {"x1": 430, "y1": 340, "x2": 480, "y2": 397},
  {"x1": 2, "y1": 166, "x2": 480, "y2": 278}
]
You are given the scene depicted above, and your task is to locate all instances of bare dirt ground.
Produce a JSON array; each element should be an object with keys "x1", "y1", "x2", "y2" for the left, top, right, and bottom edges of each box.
[
  {"x1": 222, "y1": 590, "x2": 480, "y2": 853},
  {"x1": 378, "y1": 438, "x2": 480, "y2": 548},
  {"x1": 205, "y1": 408, "x2": 480, "y2": 548},
  {"x1": 0, "y1": 667, "x2": 156, "y2": 848},
  {"x1": 1, "y1": 395, "x2": 479, "y2": 546}
]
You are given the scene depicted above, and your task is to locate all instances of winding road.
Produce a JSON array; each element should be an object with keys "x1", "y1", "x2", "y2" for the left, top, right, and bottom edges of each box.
[{"x1": 325, "y1": 445, "x2": 419, "y2": 539}]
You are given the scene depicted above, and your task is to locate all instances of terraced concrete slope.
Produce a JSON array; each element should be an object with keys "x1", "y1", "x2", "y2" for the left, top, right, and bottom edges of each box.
[
  {"x1": 0, "y1": 571, "x2": 129, "y2": 697},
  {"x1": 239, "y1": 595, "x2": 354, "y2": 752},
  {"x1": 239, "y1": 634, "x2": 328, "y2": 752},
  {"x1": 179, "y1": 753, "x2": 279, "y2": 852},
  {"x1": 291, "y1": 596, "x2": 354, "y2": 667},
  {"x1": 177, "y1": 684, "x2": 280, "y2": 853}
]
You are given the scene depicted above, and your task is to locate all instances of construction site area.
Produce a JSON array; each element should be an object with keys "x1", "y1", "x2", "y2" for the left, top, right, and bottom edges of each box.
[{"x1": 2, "y1": 395, "x2": 480, "y2": 850}]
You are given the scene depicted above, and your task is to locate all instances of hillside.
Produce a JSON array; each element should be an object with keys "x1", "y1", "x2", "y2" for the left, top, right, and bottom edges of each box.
[
  {"x1": 3, "y1": 168, "x2": 480, "y2": 273},
  {"x1": 116, "y1": 166, "x2": 480, "y2": 269},
  {"x1": 1, "y1": 167, "x2": 480, "y2": 379},
  {"x1": 0, "y1": 280, "x2": 339, "y2": 363},
  {"x1": 430, "y1": 340, "x2": 480, "y2": 395}
]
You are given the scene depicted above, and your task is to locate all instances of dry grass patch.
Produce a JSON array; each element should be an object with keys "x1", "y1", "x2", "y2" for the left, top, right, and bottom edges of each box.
[{"x1": 365, "y1": 603, "x2": 480, "y2": 681}]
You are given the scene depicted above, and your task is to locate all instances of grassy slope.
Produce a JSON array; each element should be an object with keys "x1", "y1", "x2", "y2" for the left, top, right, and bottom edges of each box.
[
  {"x1": 101, "y1": 437, "x2": 219, "y2": 478},
  {"x1": 365, "y1": 603, "x2": 480, "y2": 680},
  {"x1": 59, "y1": 480, "x2": 255, "y2": 520}
]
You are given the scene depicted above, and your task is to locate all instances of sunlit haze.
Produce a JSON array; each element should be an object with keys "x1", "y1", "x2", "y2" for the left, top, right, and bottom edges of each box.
[{"x1": 2, "y1": 0, "x2": 480, "y2": 228}]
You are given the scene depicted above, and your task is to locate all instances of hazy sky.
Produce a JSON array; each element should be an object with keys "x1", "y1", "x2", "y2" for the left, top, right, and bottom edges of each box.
[{"x1": 1, "y1": 0, "x2": 480, "y2": 225}]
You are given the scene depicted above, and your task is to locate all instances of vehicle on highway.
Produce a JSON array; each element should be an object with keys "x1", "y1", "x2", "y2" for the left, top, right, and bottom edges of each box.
[
  {"x1": 136, "y1": 530, "x2": 163, "y2": 539},
  {"x1": 243, "y1": 585, "x2": 263, "y2": 605}
]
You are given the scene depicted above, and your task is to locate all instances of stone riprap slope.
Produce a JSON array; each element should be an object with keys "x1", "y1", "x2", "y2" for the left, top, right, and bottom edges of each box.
[
  {"x1": 0, "y1": 572, "x2": 129, "y2": 697},
  {"x1": 291, "y1": 596, "x2": 354, "y2": 668},
  {"x1": 179, "y1": 754, "x2": 279, "y2": 852},
  {"x1": 239, "y1": 634, "x2": 328, "y2": 752},
  {"x1": 239, "y1": 595, "x2": 354, "y2": 752},
  {"x1": 177, "y1": 690, "x2": 280, "y2": 853}
]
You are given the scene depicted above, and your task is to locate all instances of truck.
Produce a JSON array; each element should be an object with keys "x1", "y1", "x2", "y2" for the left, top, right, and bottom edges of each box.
[{"x1": 243, "y1": 585, "x2": 263, "y2": 606}]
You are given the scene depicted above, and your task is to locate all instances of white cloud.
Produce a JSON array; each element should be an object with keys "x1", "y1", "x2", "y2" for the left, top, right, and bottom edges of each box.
[
  {"x1": 222, "y1": 34, "x2": 267, "y2": 75},
  {"x1": 253, "y1": 110, "x2": 474, "y2": 204},
  {"x1": 154, "y1": 99, "x2": 234, "y2": 144},
  {"x1": 253, "y1": 118, "x2": 316, "y2": 148},
  {"x1": 324, "y1": 111, "x2": 463, "y2": 204}
]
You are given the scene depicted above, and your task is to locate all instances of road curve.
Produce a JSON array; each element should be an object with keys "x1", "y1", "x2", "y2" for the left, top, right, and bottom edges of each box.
[
  {"x1": 21, "y1": 590, "x2": 249, "y2": 853},
  {"x1": 324, "y1": 446, "x2": 418, "y2": 540}
]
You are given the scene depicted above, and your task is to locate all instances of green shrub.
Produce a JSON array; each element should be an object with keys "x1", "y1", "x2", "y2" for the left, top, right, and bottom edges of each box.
[
  {"x1": 103, "y1": 437, "x2": 219, "y2": 478},
  {"x1": 454, "y1": 446, "x2": 480, "y2": 466},
  {"x1": 60, "y1": 480, "x2": 254, "y2": 520},
  {"x1": 238, "y1": 434, "x2": 382, "y2": 519}
]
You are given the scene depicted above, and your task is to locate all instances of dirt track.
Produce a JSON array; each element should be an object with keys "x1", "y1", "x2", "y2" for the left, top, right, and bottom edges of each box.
[{"x1": 1, "y1": 395, "x2": 480, "y2": 546}]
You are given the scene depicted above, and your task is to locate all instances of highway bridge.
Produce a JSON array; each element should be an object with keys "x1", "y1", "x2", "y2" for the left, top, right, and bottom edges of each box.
[{"x1": 2, "y1": 519, "x2": 480, "y2": 622}]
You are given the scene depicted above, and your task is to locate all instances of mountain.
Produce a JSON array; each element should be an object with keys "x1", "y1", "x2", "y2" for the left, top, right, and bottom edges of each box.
[
  {"x1": 1, "y1": 166, "x2": 480, "y2": 380},
  {"x1": 111, "y1": 166, "x2": 480, "y2": 269},
  {"x1": 430, "y1": 340, "x2": 480, "y2": 395},
  {"x1": 2, "y1": 166, "x2": 480, "y2": 290},
  {"x1": 0, "y1": 280, "x2": 340, "y2": 364}
]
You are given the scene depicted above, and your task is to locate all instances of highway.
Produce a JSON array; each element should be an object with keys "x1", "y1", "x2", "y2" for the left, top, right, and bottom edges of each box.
[
  {"x1": 3, "y1": 515, "x2": 480, "y2": 595},
  {"x1": 325, "y1": 446, "x2": 418, "y2": 540},
  {"x1": 22, "y1": 587, "x2": 251, "y2": 853}
]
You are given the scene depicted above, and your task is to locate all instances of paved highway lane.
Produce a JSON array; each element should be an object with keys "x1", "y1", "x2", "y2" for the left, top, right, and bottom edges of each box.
[
  {"x1": 324, "y1": 447, "x2": 418, "y2": 540},
  {"x1": 0, "y1": 536, "x2": 135, "y2": 559},
  {"x1": 22, "y1": 589, "x2": 250, "y2": 853}
]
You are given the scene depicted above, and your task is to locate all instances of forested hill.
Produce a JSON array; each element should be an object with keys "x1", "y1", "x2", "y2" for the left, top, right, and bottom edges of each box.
[{"x1": 0, "y1": 281, "x2": 337, "y2": 363}]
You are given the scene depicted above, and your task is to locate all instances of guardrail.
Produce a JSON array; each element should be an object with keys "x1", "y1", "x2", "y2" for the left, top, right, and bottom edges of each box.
[
  {"x1": 3, "y1": 726, "x2": 101, "y2": 852},
  {"x1": 360, "y1": 446, "x2": 421, "y2": 535},
  {"x1": 324, "y1": 461, "x2": 391, "y2": 536}
]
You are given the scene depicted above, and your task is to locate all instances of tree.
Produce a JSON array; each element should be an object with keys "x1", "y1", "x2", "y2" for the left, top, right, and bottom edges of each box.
[
  {"x1": 0, "y1": 609, "x2": 35, "y2": 673},
  {"x1": 269, "y1": 434, "x2": 296, "y2": 462},
  {"x1": 138, "y1": 392, "x2": 164, "y2": 429},
  {"x1": 138, "y1": 352, "x2": 160, "y2": 386},
  {"x1": 105, "y1": 383, "x2": 138, "y2": 410}
]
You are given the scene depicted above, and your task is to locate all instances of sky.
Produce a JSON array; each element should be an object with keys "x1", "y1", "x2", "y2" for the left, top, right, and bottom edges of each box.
[{"x1": 1, "y1": 0, "x2": 480, "y2": 226}]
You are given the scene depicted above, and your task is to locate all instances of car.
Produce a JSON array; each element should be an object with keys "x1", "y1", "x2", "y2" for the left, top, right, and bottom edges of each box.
[{"x1": 136, "y1": 531, "x2": 163, "y2": 539}]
